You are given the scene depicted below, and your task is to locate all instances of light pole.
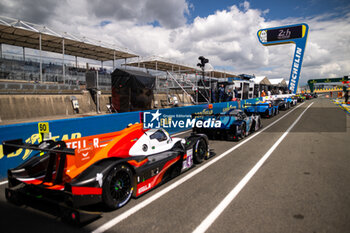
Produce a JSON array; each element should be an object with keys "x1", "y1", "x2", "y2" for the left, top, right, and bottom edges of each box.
[{"x1": 197, "y1": 56, "x2": 209, "y2": 103}]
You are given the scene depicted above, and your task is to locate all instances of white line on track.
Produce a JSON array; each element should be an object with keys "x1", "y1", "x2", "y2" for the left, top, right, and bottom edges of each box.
[
  {"x1": 92, "y1": 102, "x2": 307, "y2": 233},
  {"x1": 192, "y1": 102, "x2": 314, "y2": 233},
  {"x1": 0, "y1": 180, "x2": 8, "y2": 186}
]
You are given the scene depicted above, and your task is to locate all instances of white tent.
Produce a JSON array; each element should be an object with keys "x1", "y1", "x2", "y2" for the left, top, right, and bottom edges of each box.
[
  {"x1": 269, "y1": 78, "x2": 287, "y2": 87},
  {"x1": 251, "y1": 76, "x2": 271, "y2": 85}
]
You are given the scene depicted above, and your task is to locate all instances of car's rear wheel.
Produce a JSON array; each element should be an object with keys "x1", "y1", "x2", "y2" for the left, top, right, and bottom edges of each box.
[
  {"x1": 193, "y1": 138, "x2": 207, "y2": 164},
  {"x1": 102, "y1": 164, "x2": 133, "y2": 210}
]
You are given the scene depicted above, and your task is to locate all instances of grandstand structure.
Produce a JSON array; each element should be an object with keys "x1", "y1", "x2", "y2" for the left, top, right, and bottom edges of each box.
[
  {"x1": 0, "y1": 16, "x2": 138, "y2": 87},
  {"x1": 0, "y1": 16, "x2": 240, "y2": 94}
]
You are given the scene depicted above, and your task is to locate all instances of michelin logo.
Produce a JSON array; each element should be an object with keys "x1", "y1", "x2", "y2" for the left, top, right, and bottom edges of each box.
[
  {"x1": 260, "y1": 30, "x2": 267, "y2": 43},
  {"x1": 289, "y1": 47, "x2": 302, "y2": 93}
]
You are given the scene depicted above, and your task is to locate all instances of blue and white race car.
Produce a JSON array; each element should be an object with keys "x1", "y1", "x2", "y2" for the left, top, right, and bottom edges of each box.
[
  {"x1": 243, "y1": 101, "x2": 279, "y2": 118},
  {"x1": 193, "y1": 109, "x2": 262, "y2": 141}
]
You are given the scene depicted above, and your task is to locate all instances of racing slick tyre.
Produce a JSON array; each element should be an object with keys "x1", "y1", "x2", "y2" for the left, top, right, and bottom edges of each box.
[
  {"x1": 258, "y1": 118, "x2": 262, "y2": 129},
  {"x1": 193, "y1": 138, "x2": 207, "y2": 164},
  {"x1": 240, "y1": 123, "x2": 246, "y2": 140},
  {"x1": 102, "y1": 164, "x2": 133, "y2": 210}
]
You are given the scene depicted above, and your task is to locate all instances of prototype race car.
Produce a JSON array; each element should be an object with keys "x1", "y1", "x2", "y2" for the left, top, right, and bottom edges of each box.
[
  {"x1": 273, "y1": 98, "x2": 290, "y2": 110},
  {"x1": 193, "y1": 108, "x2": 262, "y2": 141},
  {"x1": 285, "y1": 96, "x2": 297, "y2": 107},
  {"x1": 293, "y1": 94, "x2": 305, "y2": 103},
  {"x1": 3, "y1": 123, "x2": 212, "y2": 223},
  {"x1": 303, "y1": 93, "x2": 313, "y2": 100},
  {"x1": 243, "y1": 101, "x2": 279, "y2": 118}
]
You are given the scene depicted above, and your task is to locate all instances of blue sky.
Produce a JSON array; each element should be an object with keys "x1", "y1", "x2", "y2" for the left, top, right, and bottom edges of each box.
[{"x1": 187, "y1": 0, "x2": 350, "y2": 21}]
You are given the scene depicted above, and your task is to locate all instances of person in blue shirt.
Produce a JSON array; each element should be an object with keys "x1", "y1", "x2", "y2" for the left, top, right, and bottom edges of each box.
[
  {"x1": 234, "y1": 88, "x2": 238, "y2": 99},
  {"x1": 226, "y1": 89, "x2": 233, "y2": 101},
  {"x1": 218, "y1": 84, "x2": 225, "y2": 102}
]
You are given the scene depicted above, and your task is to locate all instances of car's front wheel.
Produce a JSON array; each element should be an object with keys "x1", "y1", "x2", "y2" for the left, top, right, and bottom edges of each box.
[
  {"x1": 240, "y1": 123, "x2": 246, "y2": 139},
  {"x1": 193, "y1": 138, "x2": 207, "y2": 164},
  {"x1": 102, "y1": 164, "x2": 133, "y2": 210}
]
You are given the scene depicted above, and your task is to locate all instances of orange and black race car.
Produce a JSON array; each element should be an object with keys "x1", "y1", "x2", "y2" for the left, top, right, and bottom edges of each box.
[{"x1": 3, "y1": 123, "x2": 213, "y2": 223}]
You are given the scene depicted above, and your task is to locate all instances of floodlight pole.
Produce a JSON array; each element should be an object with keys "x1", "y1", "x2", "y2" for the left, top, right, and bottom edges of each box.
[
  {"x1": 39, "y1": 33, "x2": 42, "y2": 83},
  {"x1": 62, "y1": 38, "x2": 65, "y2": 84}
]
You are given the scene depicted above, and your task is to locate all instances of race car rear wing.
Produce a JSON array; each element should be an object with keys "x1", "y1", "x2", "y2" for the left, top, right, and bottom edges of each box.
[
  {"x1": 3, "y1": 139, "x2": 75, "y2": 184},
  {"x1": 3, "y1": 139, "x2": 75, "y2": 155}
]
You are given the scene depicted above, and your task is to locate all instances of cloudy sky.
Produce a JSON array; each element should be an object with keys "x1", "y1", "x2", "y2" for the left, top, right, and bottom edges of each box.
[{"x1": 0, "y1": 0, "x2": 350, "y2": 85}]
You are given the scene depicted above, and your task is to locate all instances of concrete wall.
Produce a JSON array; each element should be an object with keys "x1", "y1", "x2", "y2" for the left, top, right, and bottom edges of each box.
[
  {"x1": 0, "y1": 90, "x2": 193, "y2": 123},
  {"x1": 0, "y1": 92, "x2": 112, "y2": 122}
]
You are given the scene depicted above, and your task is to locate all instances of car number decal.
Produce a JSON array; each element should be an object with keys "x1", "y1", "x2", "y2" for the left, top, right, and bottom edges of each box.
[{"x1": 182, "y1": 149, "x2": 193, "y2": 171}]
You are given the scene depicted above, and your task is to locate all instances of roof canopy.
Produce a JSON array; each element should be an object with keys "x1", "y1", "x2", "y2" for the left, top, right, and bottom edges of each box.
[
  {"x1": 269, "y1": 78, "x2": 287, "y2": 86},
  {"x1": 0, "y1": 16, "x2": 138, "y2": 61},
  {"x1": 124, "y1": 57, "x2": 199, "y2": 73},
  {"x1": 124, "y1": 56, "x2": 238, "y2": 78},
  {"x1": 252, "y1": 76, "x2": 271, "y2": 85}
]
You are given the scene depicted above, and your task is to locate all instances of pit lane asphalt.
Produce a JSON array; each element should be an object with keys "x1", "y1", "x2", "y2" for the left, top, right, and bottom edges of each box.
[{"x1": 0, "y1": 97, "x2": 349, "y2": 233}]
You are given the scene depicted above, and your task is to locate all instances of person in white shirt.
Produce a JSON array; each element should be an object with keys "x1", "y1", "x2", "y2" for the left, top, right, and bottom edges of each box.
[{"x1": 267, "y1": 90, "x2": 271, "y2": 96}]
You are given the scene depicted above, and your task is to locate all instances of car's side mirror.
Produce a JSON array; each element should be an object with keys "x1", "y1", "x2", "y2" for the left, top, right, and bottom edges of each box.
[{"x1": 181, "y1": 139, "x2": 186, "y2": 144}]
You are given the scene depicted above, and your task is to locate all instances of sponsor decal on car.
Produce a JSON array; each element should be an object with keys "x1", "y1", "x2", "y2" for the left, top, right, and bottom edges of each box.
[
  {"x1": 137, "y1": 182, "x2": 152, "y2": 195},
  {"x1": 182, "y1": 149, "x2": 193, "y2": 171}
]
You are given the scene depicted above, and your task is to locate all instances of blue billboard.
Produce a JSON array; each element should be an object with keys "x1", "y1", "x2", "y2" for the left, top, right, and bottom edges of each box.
[{"x1": 0, "y1": 100, "x2": 248, "y2": 179}]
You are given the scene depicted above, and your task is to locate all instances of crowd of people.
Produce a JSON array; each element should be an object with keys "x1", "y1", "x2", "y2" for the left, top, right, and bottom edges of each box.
[
  {"x1": 211, "y1": 84, "x2": 288, "y2": 103},
  {"x1": 260, "y1": 88, "x2": 289, "y2": 97},
  {"x1": 211, "y1": 84, "x2": 239, "y2": 103}
]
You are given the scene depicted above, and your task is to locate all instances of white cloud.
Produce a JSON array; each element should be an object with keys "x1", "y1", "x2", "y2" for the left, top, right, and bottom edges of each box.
[{"x1": 1, "y1": 1, "x2": 350, "y2": 85}]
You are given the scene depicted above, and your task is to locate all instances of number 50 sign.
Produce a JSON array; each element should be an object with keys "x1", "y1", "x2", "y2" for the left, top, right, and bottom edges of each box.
[
  {"x1": 257, "y1": 23, "x2": 309, "y2": 94},
  {"x1": 38, "y1": 122, "x2": 49, "y2": 134}
]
